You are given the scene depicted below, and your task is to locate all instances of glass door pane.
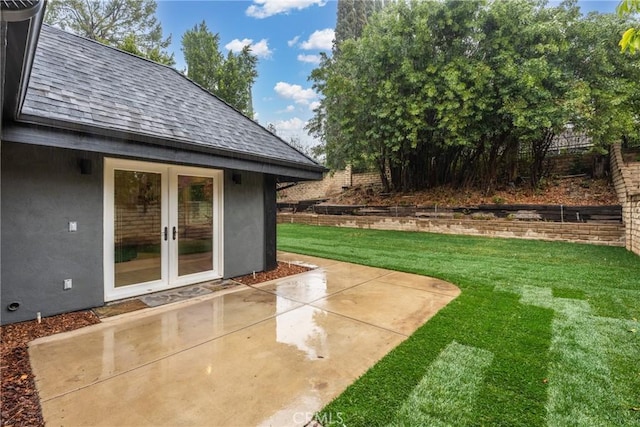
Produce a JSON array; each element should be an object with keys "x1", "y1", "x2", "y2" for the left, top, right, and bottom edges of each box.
[
  {"x1": 114, "y1": 170, "x2": 163, "y2": 287},
  {"x1": 177, "y1": 175, "x2": 213, "y2": 277}
]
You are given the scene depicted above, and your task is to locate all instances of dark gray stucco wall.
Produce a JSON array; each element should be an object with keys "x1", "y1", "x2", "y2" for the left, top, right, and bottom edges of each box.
[
  {"x1": 264, "y1": 175, "x2": 277, "y2": 271},
  {"x1": 223, "y1": 170, "x2": 265, "y2": 278},
  {"x1": 1, "y1": 143, "x2": 103, "y2": 324}
]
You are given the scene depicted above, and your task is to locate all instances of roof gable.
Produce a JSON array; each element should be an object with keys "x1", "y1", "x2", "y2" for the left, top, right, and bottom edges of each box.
[{"x1": 19, "y1": 25, "x2": 321, "y2": 171}]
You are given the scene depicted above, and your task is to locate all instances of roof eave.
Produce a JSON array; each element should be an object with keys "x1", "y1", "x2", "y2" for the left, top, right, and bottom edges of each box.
[
  {"x1": 15, "y1": 114, "x2": 327, "y2": 176},
  {"x1": 1, "y1": 0, "x2": 44, "y2": 22},
  {"x1": 1, "y1": 0, "x2": 45, "y2": 125}
]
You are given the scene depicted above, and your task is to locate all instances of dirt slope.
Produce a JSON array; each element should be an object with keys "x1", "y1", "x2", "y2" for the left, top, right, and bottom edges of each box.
[{"x1": 327, "y1": 177, "x2": 618, "y2": 207}]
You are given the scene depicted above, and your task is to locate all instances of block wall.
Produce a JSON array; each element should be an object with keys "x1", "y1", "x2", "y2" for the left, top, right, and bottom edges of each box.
[
  {"x1": 610, "y1": 143, "x2": 640, "y2": 256},
  {"x1": 631, "y1": 195, "x2": 640, "y2": 255},
  {"x1": 278, "y1": 213, "x2": 625, "y2": 247},
  {"x1": 278, "y1": 168, "x2": 351, "y2": 201},
  {"x1": 351, "y1": 171, "x2": 384, "y2": 187}
]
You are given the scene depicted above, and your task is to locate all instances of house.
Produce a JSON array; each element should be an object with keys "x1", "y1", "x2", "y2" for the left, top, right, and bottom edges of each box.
[{"x1": 0, "y1": 1, "x2": 324, "y2": 324}]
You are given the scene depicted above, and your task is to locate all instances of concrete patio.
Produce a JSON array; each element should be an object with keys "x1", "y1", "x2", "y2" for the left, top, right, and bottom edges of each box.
[{"x1": 29, "y1": 253, "x2": 460, "y2": 426}]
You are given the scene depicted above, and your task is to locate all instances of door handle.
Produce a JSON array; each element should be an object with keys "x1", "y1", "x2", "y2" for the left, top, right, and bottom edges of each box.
[
  {"x1": 163, "y1": 226, "x2": 168, "y2": 241},
  {"x1": 172, "y1": 226, "x2": 177, "y2": 240}
]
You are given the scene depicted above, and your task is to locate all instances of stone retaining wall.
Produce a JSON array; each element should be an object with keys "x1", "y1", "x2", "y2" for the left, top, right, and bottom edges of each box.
[
  {"x1": 351, "y1": 171, "x2": 383, "y2": 187},
  {"x1": 278, "y1": 213, "x2": 625, "y2": 247},
  {"x1": 610, "y1": 143, "x2": 640, "y2": 256},
  {"x1": 631, "y1": 195, "x2": 640, "y2": 255},
  {"x1": 278, "y1": 168, "x2": 352, "y2": 201}
]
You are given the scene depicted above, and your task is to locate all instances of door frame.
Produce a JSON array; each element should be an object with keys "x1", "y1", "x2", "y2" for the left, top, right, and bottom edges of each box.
[
  {"x1": 168, "y1": 165, "x2": 223, "y2": 288},
  {"x1": 103, "y1": 158, "x2": 224, "y2": 302}
]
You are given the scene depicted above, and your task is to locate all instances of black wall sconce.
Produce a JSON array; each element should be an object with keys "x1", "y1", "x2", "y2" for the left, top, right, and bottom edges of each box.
[
  {"x1": 232, "y1": 172, "x2": 242, "y2": 185},
  {"x1": 78, "y1": 158, "x2": 92, "y2": 175}
]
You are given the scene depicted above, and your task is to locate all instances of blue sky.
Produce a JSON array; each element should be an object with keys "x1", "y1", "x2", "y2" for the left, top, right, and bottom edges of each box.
[
  {"x1": 157, "y1": 0, "x2": 337, "y2": 148},
  {"x1": 156, "y1": 1, "x2": 620, "y2": 149}
]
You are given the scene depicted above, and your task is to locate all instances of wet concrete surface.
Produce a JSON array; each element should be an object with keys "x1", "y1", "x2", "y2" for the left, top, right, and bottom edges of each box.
[{"x1": 29, "y1": 252, "x2": 460, "y2": 426}]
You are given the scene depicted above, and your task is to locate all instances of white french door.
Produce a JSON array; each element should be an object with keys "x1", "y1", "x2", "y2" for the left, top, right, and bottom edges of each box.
[{"x1": 104, "y1": 159, "x2": 223, "y2": 301}]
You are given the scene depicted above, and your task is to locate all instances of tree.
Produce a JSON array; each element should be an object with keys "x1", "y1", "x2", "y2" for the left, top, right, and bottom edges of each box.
[
  {"x1": 181, "y1": 21, "x2": 257, "y2": 117},
  {"x1": 218, "y1": 47, "x2": 257, "y2": 118},
  {"x1": 309, "y1": 0, "x2": 386, "y2": 171},
  {"x1": 567, "y1": 11, "x2": 640, "y2": 147},
  {"x1": 334, "y1": 0, "x2": 386, "y2": 51},
  {"x1": 45, "y1": 0, "x2": 174, "y2": 66},
  {"x1": 618, "y1": 0, "x2": 640, "y2": 53},
  {"x1": 181, "y1": 21, "x2": 223, "y2": 93},
  {"x1": 310, "y1": 0, "x2": 640, "y2": 192}
]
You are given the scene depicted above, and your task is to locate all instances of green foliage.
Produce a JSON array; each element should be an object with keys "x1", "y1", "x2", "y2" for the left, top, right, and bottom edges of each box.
[
  {"x1": 181, "y1": 21, "x2": 257, "y2": 117},
  {"x1": 279, "y1": 224, "x2": 640, "y2": 426},
  {"x1": 308, "y1": 0, "x2": 387, "y2": 173},
  {"x1": 219, "y1": 47, "x2": 257, "y2": 117},
  {"x1": 618, "y1": 0, "x2": 640, "y2": 53},
  {"x1": 334, "y1": 0, "x2": 386, "y2": 50},
  {"x1": 117, "y1": 33, "x2": 173, "y2": 65},
  {"x1": 45, "y1": 0, "x2": 174, "y2": 66},
  {"x1": 181, "y1": 22, "x2": 224, "y2": 91},
  {"x1": 310, "y1": 0, "x2": 640, "y2": 192},
  {"x1": 567, "y1": 12, "x2": 640, "y2": 147}
]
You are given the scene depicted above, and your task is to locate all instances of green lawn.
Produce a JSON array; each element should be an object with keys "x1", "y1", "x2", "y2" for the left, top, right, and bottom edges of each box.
[{"x1": 278, "y1": 224, "x2": 640, "y2": 426}]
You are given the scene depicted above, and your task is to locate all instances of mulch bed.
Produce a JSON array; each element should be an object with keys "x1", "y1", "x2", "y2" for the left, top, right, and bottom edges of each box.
[
  {"x1": 1, "y1": 311, "x2": 100, "y2": 427},
  {"x1": 0, "y1": 261, "x2": 312, "y2": 426},
  {"x1": 233, "y1": 261, "x2": 312, "y2": 285}
]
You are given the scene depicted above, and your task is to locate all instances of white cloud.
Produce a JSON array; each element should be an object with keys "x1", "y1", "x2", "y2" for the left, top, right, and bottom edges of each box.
[
  {"x1": 297, "y1": 54, "x2": 322, "y2": 64},
  {"x1": 309, "y1": 101, "x2": 321, "y2": 111},
  {"x1": 246, "y1": 0, "x2": 327, "y2": 19},
  {"x1": 274, "y1": 82, "x2": 317, "y2": 105},
  {"x1": 288, "y1": 35, "x2": 300, "y2": 47},
  {"x1": 300, "y1": 28, "x2": 334, "y2": 50},
  {"x1": 225, "y1": 38, "x2": 252, "y2": 52},
  {"x1": 225, "y1": 38, "x2": 273, "y2": 58},
  {"x1": 272, "y1": 117, "x2": 319, "y2": 149},
  {"x1": 250, "y1": 39, "x2": 273, "y2": 58},
  {"x1": 275, "y1": 117, "x2": 306, "y2": 132}
]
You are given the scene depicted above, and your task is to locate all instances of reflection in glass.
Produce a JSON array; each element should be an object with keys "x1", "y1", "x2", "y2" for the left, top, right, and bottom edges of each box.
[
  {"x1": 114, "y1": 170, "x2": 162, "y2": 287},
  {"x1": 178, "y1": 175, "x2": 213, "y2": 276}
]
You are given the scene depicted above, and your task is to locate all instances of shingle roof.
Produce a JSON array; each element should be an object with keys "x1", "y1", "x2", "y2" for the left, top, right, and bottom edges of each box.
[{"x1": 19, "y1": 25, "x2": 322, "y2": 171}]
